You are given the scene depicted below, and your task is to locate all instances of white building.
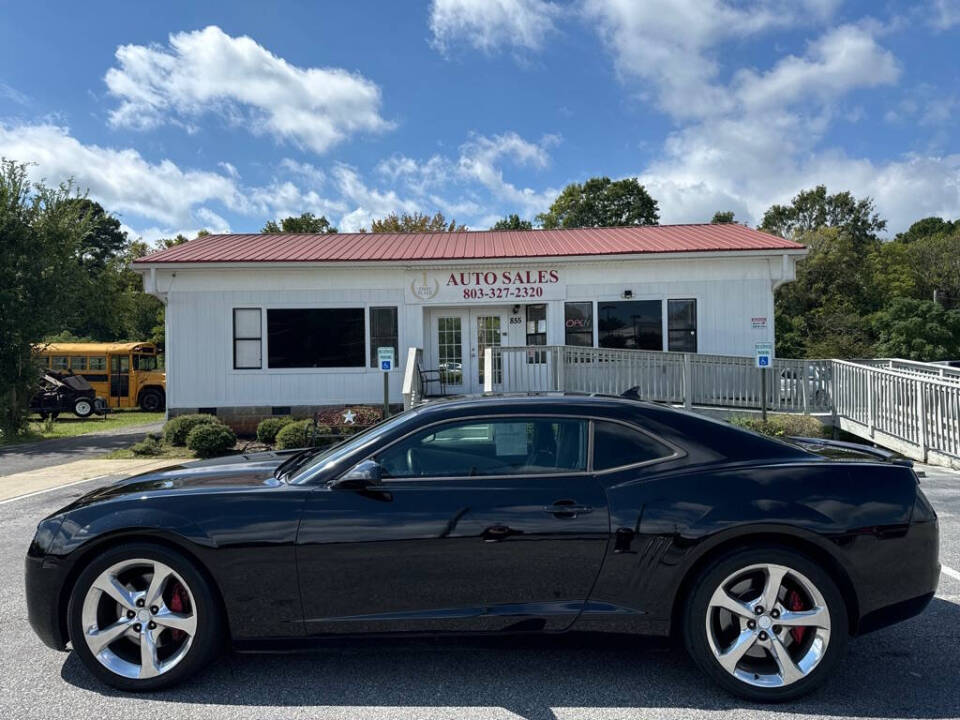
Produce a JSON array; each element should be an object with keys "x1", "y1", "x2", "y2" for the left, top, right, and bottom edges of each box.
[{"x1": 135, "y1": 224, "x2": 805, "y2": 427}]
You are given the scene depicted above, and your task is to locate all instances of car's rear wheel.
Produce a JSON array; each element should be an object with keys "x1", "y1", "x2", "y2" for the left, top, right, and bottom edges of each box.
[
  {"x1": 73, "y1": 398, "x2": 93, "y2": 418},
  {"x1": 67, "y1": 543, "x2": 222, "y2": 691},
  {"x1": 683, "y1": 547, "x2": 848, "y2": 702}
]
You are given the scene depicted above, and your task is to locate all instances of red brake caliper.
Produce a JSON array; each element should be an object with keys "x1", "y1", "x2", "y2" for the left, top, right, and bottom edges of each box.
[
  {"x1": 168, "y1": 581, "x2": 190, "y2": 642},
  {"x1": 787, "y1": 589, "x2": 806, "y2": 644}
]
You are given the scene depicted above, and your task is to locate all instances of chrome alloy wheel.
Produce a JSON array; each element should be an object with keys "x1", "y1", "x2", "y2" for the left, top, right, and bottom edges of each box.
[
  {"x1": 705, "y1": 563, "x2": 831, "y2": 688},
  {"x1": 80, "y1": 558, "x2": 198, "y2": 680}
]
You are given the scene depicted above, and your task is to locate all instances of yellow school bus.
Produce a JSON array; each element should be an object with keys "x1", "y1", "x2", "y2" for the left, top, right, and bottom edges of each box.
[{"x1": 36, "y1": 342, "x2": 166, "y2": 411}]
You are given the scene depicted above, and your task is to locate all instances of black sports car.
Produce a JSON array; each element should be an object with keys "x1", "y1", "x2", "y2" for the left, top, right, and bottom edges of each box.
[{"x1": 26, "y1": 395, "x2": 940, "y2": 701}]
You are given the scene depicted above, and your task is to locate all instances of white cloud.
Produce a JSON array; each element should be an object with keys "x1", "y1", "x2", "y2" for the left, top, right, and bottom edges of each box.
[
  {"x1": 734, "y1": 25, "x2": 900, "y2": 111},
  {"x1": 0, "y1": 122, "x2": 245, "y2": 228},
  {"x1": 582, "y1": 0, "x2": 841, "y2": 118},
  {"x1": 456, "y1": 131, "x2": 559, "y2": 214},
  {"x1": 931, "y1": 0, "x2": 960, "y2": 29},
  {"x1": 105, "y1": 25, "x2": 391, "y2": 154},
  {"x1": 429, "y1": 0, "x2": 562, "y2": 53},
  {"x1": 639, "y1": 111, "x2": 960, "y2": 232},
  {"x1": 0, "y1": 81, "x2": 30, "y2": 105}
]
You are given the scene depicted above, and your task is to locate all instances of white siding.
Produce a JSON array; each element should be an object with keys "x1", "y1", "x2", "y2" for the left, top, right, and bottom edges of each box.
[{"x1": 155, "y1": 253, "x2": 791, "y2": 409}]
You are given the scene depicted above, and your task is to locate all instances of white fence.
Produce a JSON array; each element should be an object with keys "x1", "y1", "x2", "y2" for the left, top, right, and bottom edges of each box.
[
  {"x1": 833, "y1": 360, "x2": 960, "y2": 466},
  {"x1": 860, "y1": 358, "x2": 960, "y2": 384},
  {"x1": 485, "y1": 345, "x2": 833, "y2": 413},
  {"x1": 402, "y1": 345, "x2": 960, "y2": 467}
]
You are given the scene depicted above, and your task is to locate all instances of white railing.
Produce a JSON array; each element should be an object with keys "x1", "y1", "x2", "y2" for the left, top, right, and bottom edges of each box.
[
  {"x1": 401, "y1": 347, "x2": 424, "y2": 411},
  {"x1": 860, "y1": 358, "x2": 960, "y2": 384},
  {"x1": 833, "y1": 360, "x2": 960, "y2": 465},
  {"x1": 487, "y1": 346, "x2": 833, "y2": 413}
]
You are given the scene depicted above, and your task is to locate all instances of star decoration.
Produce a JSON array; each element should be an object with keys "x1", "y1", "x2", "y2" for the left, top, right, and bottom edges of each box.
[{"x1": 342, "y1": 409, "x2": 357, "y2": 424}]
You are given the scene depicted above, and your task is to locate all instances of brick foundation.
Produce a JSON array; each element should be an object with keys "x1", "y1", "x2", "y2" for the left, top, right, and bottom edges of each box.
[{"x1": 168, "y1": 405, "x2": 403, "y2": 436}]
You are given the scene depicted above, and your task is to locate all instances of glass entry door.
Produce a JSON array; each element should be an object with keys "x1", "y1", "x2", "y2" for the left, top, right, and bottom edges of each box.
[
  {"x1": 431, "y1": 308, "x2": 510, "y2": 395},
  {"x1": 474, "y1": 312, "x2": 503, "y2": 391}
]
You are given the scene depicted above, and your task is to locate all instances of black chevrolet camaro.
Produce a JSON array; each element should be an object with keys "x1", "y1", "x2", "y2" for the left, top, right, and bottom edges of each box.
[{"x1": 26, "y1": 395, "x2": 940, "y2": 701}]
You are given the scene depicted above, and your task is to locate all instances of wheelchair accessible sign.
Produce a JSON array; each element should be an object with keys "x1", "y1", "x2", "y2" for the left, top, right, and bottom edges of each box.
[
  {"x1": 755, "y1": 342, "x2": 773, "y2": 368},
  {"x1": 377, "y1": 346, "x2": 395, "y2": 371}
]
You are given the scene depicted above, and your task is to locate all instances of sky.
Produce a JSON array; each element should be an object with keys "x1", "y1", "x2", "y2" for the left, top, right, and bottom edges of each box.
[{"x1": 0, "y1": 0, "x2": 958, "y2": 242}]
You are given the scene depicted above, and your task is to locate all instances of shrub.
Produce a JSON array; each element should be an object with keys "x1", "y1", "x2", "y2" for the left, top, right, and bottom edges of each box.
[
  {"x1": 131, "y1": 433, "x2": 163, "y2": 456},
  {"x1": 163, "y1": 414, "x2": 221, "y2": 446},
  {"x1": 256, "y1": 416, "x2": 294, "y2": 445},
  {"x1": 185, "y1": 423, "x2": 237, "y2": 457},
  {"x1": 274, "y1": 419, "x2": 334, "y2": 450},
  {"x1": 729, "y1": 413, "x2": 826, "y2": 439}
]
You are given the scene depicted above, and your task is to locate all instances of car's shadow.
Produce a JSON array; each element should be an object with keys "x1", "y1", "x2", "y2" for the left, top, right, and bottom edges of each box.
[{"x1": 61, "y1": 597, "x2": 960, "y2": 719}]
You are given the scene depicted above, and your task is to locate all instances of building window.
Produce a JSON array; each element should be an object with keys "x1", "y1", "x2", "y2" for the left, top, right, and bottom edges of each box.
[
  {"x1": 526, "y1": 304, "x2": 547, "y2": 363},
  {"x1": 267, "y1": 308, "x2": 364, "y2": 368},
  {"x1": 233, "y1": 308, "x2": 262, "y2": 369},
  {"x1": 668, "y1": 299, "x2": 697, "y2": 353},
  {"x1": 369, "y1": 307, "x2": 399, "y2": 368},
  {"x1": 564, "y1": 302, "x2": 594, "y2": 347},
  {"x1": 598, "y1": 300, "x2": 663, "y2": 351}
]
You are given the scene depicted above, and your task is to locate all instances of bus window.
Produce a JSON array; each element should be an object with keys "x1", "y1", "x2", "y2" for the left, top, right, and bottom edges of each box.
[
  {"x1": 133, "y1": 355, "x2": 158, "y2": 371},
  {"x1": 51, "y1": 356, "x2": 68, "y2": 370},
  {"x1": 89, "y1": 357, "x2": 106, "y2": 371},
  {"x1": 69, "y1": 356, "x2": 87, "y2": 371}
]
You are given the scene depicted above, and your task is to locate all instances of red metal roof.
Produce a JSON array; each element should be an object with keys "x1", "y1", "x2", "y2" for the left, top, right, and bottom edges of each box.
[{"x1": 133, "y1": 224, "x2": 804, "y2": 264}]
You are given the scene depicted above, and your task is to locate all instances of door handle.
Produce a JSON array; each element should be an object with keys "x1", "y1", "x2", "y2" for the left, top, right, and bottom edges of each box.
[{"x1": 543, "y1": 500, "x2": 593, "y2": 518}]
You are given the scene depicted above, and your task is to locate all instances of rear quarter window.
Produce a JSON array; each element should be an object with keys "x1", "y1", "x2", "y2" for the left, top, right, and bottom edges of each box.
[{"x1": 592, "y1": 420, "x2": 675, "y2": 470}]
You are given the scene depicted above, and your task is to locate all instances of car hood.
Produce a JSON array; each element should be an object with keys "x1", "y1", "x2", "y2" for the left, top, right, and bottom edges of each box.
[{"x1": 60, "y1": 450, "x2": 298, "y2": 512}]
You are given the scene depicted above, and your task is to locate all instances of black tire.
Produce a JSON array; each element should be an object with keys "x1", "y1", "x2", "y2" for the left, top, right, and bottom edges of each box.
[
  {"x1": 67, "y1": 542, "x2": 223, "y2": 691},
  {"x1": 73, "y1": 398, "x2": 94, "y2": 418},
  {"x1": 683, "y1": 546, "x2": 849, "y2": 702},
  {"x1": 139, "y1": 389, "x2": 165, "y2": 412}
]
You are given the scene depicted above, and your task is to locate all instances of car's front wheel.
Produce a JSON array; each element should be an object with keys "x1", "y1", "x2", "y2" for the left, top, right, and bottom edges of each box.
[
  {"x1": 683, "y1": 547, "x2": 848, "y2": 702},
  {"x1": 67, "y1": 543, "x2": 222, "y2": 691}
]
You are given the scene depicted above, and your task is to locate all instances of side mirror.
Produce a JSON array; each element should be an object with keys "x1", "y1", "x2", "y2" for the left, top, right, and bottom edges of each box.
[{"x1": 331, "y1": 459, "x2": 382, "y2": 490}]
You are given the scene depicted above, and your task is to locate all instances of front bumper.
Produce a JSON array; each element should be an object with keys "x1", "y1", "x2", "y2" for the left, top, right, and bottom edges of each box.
[{"x1": 25, "y1": 553, "x2": 69, "y2": 651}]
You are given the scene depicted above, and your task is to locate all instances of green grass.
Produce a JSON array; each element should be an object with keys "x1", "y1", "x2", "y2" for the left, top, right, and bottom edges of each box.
[
  {"x1": 104, "y1": 444, "x2": 196, "y2": 460},
  {"x1": 0, "y1": 410, "x2": 164, "y2": 447}
]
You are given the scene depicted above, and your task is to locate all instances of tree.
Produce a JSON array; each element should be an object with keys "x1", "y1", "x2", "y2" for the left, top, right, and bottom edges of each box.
[
  {"x1": 774, "y1": 228, "x2": 878, "y2": 358},
  {"x1": 262, "y1": 213, "x2": 337, "y2": 234},
  {"x1": 66, "y1": 198, "x2": 128, "y2": 269},
  {"x1": 760, "y1": 185, "x2": 885, "y2": 244},
  {"x1": 537, "y1": 177, "x2": 659, "y2": 229},
  {"x1": 370, "y1": 211, "x2": 466, "y2": 233},
  {"x1": 158, "y1": 233, "x2": 190, "y2": 249},
  {"x1": 0, "y1": 160, "x2": 91, "y2": 437},
  {"x1": 894, "y1": 216, "x2": 956, "y2": 244},
  {"x1": 491, "y1": 214, "x2": 533, "y2": 230},
  {"x1": 873, "y1": 298, "x2": 960, "y2": 361},
  {"x1": 710, "y1": 211, "x2": 735, "y2": 224}
]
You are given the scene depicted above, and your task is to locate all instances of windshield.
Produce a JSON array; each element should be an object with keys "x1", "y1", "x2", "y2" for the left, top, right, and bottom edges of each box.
[{"x1": 287, "y1": 410, "x2": 422, "y2": 483}]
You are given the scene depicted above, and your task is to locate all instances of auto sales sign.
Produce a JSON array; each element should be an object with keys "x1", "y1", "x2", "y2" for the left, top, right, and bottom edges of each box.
[{"x1": 406, "y1": 268, "x2": 565, "y2": 304}]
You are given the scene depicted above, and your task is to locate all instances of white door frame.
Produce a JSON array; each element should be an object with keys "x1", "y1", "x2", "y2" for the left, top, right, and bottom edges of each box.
[{"x1": 427, "y1": 306, "x2": 511, "y2": 394}]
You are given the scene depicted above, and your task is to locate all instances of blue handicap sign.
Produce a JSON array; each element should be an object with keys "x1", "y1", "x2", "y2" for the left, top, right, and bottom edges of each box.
[
  {"x1": 758, "y1": 356, "x2": 769, "y2": 367},
  {"x1": 381, "y1": 360, "x2": 391, "y2": 370}
]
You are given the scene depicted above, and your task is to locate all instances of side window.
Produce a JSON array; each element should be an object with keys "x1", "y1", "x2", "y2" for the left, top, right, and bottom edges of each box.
[
  {"x1": 69, "y1": 356, "x2": 87, "y2": 371},
  {"x1": 88, "y1": 356, "x2": 106, "y2": 371},
  {"x1": 592, "y1": 420, "x2": 674, "y2": 470},
  {"x1": 377, "y1": 417, "x2": 588, "y2": 478},
  {"x1": 51, "y1": 356, "x2": 68, "y2": 370}
]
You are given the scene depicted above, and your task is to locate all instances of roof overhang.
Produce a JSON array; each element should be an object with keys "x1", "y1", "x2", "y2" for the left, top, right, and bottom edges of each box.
[{"x1": 132, "y1": 247, "x2": 808, "y2": 273}]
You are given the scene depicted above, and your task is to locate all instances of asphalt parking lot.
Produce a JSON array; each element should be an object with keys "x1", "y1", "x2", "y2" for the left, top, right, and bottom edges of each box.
[{"x1": 1, "y1": 466, "x2": 958, "y2": 720}]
